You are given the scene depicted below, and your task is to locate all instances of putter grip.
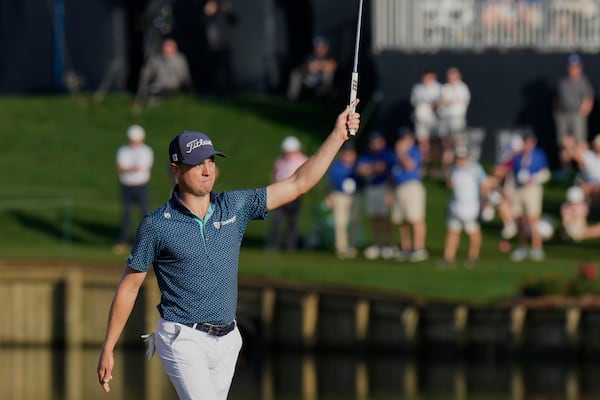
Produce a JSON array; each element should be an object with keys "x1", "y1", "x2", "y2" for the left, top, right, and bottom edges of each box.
[{"x1": 348, "y1": 72, "x2": 359, "y2": 136}]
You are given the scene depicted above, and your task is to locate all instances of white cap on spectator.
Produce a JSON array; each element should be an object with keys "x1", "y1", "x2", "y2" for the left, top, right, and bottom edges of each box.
[
  {"x1": 510, "y1": 135, "x2": 524, "y2": 152},
  {"x1": 455, "y1": 145, "x2": 469, "y2": 159},
  {"x1": 281, "y1": 136, "x2": 301, "y2": 152},
  {"x1": 127, "y1": 125, "x2": 146, "y2": 142},
  {"x1": 567, "y1": 186, "x2": 585, "y2": 203}
]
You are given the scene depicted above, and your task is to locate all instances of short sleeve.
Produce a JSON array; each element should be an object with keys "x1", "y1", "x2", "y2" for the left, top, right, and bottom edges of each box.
[{"x1": 127, "y1": 215, "x2": 160, "y2": 272}]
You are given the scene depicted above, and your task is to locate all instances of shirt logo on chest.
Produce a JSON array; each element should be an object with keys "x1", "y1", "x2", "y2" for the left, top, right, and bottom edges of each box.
[{"x1": 213, "y1": 216, "x2": 236, "y2": 229}]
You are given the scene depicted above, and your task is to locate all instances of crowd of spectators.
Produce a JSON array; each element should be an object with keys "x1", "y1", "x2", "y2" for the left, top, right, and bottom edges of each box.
[
  {"x1": 122, "y1": 3, "x2": 600, "y2": 266},
  {"x1": 410, "y1": 66, "x2": 472, "y2": 177},
  {"x1": 478, "y1": 0, "x2": 600, "y2": 40},
  {"x1": 290, "y1": 52, "x2": 600, "y2": 265},
  {"x1": 418, "y1": 0, "x2": 600, "y2": 49}
]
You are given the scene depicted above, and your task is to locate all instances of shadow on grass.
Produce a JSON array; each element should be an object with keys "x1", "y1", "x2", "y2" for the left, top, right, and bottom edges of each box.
[
  {"x1": 71, "y1": 216, "x2": 119, "y2": 244},
  {"x1": 8, "y1": 210, "x2": 85, "y2": 244},
  {"x1": 7, "y1": 210, "x2": 120, "y2": 247},
  {"x1": 225, "y1": 95, "x2": 343, "y2": 139}
]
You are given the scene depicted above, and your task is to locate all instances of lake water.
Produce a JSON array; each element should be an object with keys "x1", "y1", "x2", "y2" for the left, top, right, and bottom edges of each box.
[{"x1": 1, "y1": 344, "x2": 599, "y2": 400}]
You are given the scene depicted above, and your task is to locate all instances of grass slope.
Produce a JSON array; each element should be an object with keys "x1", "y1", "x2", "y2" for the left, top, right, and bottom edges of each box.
[{"x1": 0, "y1": 93, "x2": 598, "y2": 303}]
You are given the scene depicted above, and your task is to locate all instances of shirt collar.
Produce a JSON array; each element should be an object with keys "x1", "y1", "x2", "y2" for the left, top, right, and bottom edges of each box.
[{"x1": 169, "y1": 185, "x2": 215, "y2": 217}]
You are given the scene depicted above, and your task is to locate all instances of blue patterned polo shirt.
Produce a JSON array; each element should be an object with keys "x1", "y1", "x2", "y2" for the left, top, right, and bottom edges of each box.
[{"x1": 128, "y1": 186, "x2": 268, "y2": 325}]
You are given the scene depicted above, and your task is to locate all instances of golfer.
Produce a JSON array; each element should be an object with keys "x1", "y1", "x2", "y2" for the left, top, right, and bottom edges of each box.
[{"x1": 97, "y1": 103, "x2": 360, "y2": 399}]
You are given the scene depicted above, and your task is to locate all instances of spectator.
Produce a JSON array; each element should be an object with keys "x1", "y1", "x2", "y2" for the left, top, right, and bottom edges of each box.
[
  {"x1": 113, "y1": 125, "x2": 154, "y2": 254},
  {"x1": 326, "y1": 141, "x2": 361, "y2": 259},
  {"x1": 516, "y1": 0, "x2": 544, "y2": 33},
  {"x1": 481, "y1": 0, "x2": 518, "y2": 41},
  {"x1": 509, "y1": 131, "x2": 550, "y2": 262},
  {"x1": 410, "y1": 68, "x2": 441, "y2": 164},
  {"x1": 554, "y1": 53, "x2": 595, "y2": 179},
  {"x1": 356, "y1": 131, "x2": 396, "y2": 260},
  {"x1": 203, "y1": 0, "x2": 238, "y2": 95},
  {"x1": 136, "y1": 38, "x2": 194, "y2": 106},
  {"x1": 549, "y1": 0, "x2": 599, "y2": 46},
  {"x1": 266, "y1": 136, "x2": 309, "y2": 251},
  {"x1": 439, "y1": 146, "x2": 487, "y2": 268},
  {"x1": 287, "y1": 36, "x2": 338, "y2": 101},
  {"x1": 437, "y1": 67, "x2": 471, "y2": 173},
  {"x1": 390, "y1": 128, "x2": 428, "y2": 262},
  {"x1": 562, "y1": 134, "x2": 600, "y2": 208}
]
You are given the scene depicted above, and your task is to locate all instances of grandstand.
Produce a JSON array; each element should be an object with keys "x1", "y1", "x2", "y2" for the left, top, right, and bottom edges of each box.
[{"x1": 373, "y1": 0, "x2": 600, "y2": 52}]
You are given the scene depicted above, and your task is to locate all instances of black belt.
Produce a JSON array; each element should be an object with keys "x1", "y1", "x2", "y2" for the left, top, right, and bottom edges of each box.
[{"x1": 184, "y1": 321, "x2": 236, "y2": 337}]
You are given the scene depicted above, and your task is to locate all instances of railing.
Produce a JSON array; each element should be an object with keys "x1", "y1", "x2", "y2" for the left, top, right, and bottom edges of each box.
[
  {"x1": 3, "y1": 263, "x2": 600, "y2": 356},
  {"x1": 373, "y1": 0, "x2": 600, "y2": 52}
]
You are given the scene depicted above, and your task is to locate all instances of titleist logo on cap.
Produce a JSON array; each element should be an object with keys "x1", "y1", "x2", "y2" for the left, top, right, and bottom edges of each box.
[{"x1": 186, "y1": 138, "x2": 213, "y2": 154}]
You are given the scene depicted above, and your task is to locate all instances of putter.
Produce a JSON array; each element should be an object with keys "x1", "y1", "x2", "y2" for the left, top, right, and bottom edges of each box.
[{"x1": 348, "y1": 0, "x2": 364, "y2": 136}]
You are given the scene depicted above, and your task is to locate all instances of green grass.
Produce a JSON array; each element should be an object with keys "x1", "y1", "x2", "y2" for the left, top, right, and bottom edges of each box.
[{"x1": 0, "y1": 93, "x2": 598, "y2": 304}]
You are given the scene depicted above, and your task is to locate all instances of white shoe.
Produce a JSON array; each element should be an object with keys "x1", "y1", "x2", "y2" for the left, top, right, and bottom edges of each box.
[
  {"x1": 363, "y1": 245, "x2": 381, "y2": 260},
  {"x1": 336, "y1": 248, "x2": 358, "y2": 259},
  {"x1": 410, "y1": 249, "x2": 429, "y2": 262},
  {"x1": 380, "y1": 246, "x2": 399, "y2": 260},
  {"x1": 529, "y1": 248, "x2": 545, "y2": 261},
  {"x1": 510, "y1": 247, "x2": 528, "y2": 262}
]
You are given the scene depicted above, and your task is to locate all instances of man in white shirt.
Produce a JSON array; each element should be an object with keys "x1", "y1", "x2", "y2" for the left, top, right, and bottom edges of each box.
[
  {"x1": 410, "y1": 68, "x2": 441, "y2": 163},
  {"x1": 114, "y1": 125, "x2": 154, "y2": 254},
  {"x1": 440, "y1": 146, "x2": 487, "y2": 267},
  {"x1": 437, "y1": 67, "x2": 471, "y2": 171}
]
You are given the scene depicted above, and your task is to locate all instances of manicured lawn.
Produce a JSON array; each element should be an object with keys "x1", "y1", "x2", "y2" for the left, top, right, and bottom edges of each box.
[{"x1": 0, "y1": 93, "x2": 598, "y2": 303}]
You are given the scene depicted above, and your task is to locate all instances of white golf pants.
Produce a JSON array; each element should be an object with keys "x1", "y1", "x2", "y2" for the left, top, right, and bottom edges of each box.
[{"x1": 154, "y1": 317, "x2": 243, "y2": 400}]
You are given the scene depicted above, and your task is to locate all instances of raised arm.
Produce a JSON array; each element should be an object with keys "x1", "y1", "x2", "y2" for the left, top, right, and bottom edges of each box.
[
  {"x1": 97, "y1": 267, "x2": 147, "y2": 393},
  {"x1": 266, "y1": 103, "x2": 360, "y2": 211}
]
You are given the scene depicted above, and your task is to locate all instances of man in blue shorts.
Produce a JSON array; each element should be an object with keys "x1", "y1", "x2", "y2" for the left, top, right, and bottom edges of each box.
[{"x1": 97, "y1": 104, "x2": 361, "y2": 399}]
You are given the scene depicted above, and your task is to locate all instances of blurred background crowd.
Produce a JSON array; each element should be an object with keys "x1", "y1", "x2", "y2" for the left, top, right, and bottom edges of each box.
[{"x1": 3, "y1": 0, "x2": 600, "y2": 263}]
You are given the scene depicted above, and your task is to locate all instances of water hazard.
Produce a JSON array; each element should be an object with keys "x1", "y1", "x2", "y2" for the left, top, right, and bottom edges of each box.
[{"x1": 1, "y1": 345, "x2": 599, "y2": 400}]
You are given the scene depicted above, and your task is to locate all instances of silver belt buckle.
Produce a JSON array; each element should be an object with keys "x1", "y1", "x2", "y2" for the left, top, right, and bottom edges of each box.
[{"x1": 206, "y1": 323, "x2": 222, "y2": 336}]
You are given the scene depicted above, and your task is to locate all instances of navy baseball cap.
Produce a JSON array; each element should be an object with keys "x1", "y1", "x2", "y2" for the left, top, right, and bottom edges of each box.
[
  {"x1": 567, "y1": 53, "x2": 582, "y2": 65},
  {"x1": 368, "y1": 130, "x2": 384, "y2": 141},
  {"x1": 313, "y1": 35, "x2": 329, "y2": 47},
  {"x1": 169, "y1": 131, "x2": 226, "y2": 165},
  {"x1": 521, "y1": 130, "x2": 537, "y2": 141},
  {"x1": 397, "y1": 126, "x2": 413, "y2": 139}
]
